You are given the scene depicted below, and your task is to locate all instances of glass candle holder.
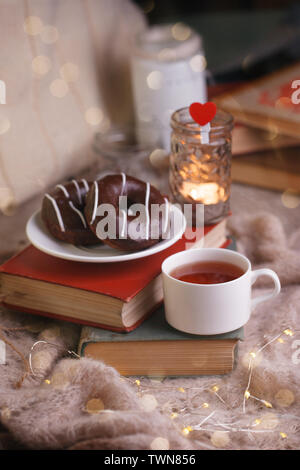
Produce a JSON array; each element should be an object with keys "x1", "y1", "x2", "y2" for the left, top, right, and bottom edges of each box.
[
  {"x1": 169, "y1": 107, "x2": 234, "y2": 225},
  {"x1": 94, "y1": 126, "x2": 152, "y2": 173}
]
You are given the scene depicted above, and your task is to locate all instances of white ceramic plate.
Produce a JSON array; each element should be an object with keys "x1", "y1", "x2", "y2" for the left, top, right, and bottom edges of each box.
[{"x1": 26, "y1": 205, "x2": 186, "y2": 263}]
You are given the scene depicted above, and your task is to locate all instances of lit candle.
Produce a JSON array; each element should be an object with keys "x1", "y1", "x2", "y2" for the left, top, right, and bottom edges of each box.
[
  {"x1": 169, "y1": 107, "x2": 233, "y2": 224},
  {"x1": 181, "y1": 181, "x2": 225, "y2": 205}
]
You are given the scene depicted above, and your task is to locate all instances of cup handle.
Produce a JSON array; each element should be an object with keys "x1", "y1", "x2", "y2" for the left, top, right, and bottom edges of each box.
[{"x1": 251, "y1": 269, "x2": 281, "y2": 309}]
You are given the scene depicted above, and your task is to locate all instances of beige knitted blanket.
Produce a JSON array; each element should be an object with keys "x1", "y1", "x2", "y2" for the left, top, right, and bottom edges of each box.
[{"x1": 0, "y1": 182, "x2": 299, "y2": 450}]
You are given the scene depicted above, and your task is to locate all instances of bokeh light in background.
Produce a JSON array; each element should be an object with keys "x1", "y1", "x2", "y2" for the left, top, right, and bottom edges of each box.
[
  {"x1": 171, "y1": 22, "x2": 191, "y2": 41},
  {"x1": 210, "y1": 430, "x2": 230, "y2": 448},
  {"x1": 263, "y1": 126, "x2": 278, "y2": 141},
  {"x1": 139, "y1": 393, "x2": 158, "y2": 412},
  {"x1": 189, "y1": 54, "x2": 207, "y2": 72},
  {"x1": 146, "y1": 70, "x2": 163, "y2": 90},
  {"x1": 23, "y1": 16, "x2": 43, "y2": 36},
  {"x1": 85, "y1": 107, "x2": 104, "y2": 126},
  {"x1": 50, "y1": 79, "x2": 69, "y2": 98},
  {"x1": 0, "y1": 117, "x2": 11, "y2": 135},
  {"x1": 281, "y1": 190, "x2": 300, "y2": 209},
  {"x1": 150, "y1": 437, "x2": 170, "y2": 450},
  {"x1": 32, "y1": 55, "x2": 52, "y2": 76},
  {"x1": 24, "y1": 16, "x2": 58, "y2": 45},
  {"x1": 142, "y1": 0, "x2": 155, "y2": 14},
  {"x1": 275, "y1": 388, "x2": 295, "y2": 407},
  {"x1": 60, "y1": 63, "x2": 79, "y2": 83},
  {"x1": 85, "y1": 398, "x2": 105, "y2": 414}
]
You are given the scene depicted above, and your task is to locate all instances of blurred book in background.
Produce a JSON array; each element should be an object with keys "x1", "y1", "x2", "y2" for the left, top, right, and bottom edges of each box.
[
  {"x1": 213, "y1": 63, "x2": 300, "y2": 191},
  {"x1": 232, "y1": 123, "x2": 300, "y2": 155},
  {"x1": 231, "y1": 123, "x2": 300, "y2": 191},
  {"x1": 215, "y1": 62, "x2": 300, "y2": 138}
]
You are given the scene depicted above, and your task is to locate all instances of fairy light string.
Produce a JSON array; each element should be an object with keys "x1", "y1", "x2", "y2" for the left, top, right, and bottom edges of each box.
[
  {"x1": 1, "y1": 325, "x2": 295, "y2": 444},
  {"x1": 243, "y1": 327, "x2": 295, "y2": 414},
  {"x1": 29, "y1": 339, "x2": 80, "y2": 378},
  {"x1": 125, "y1": 326, "x2": 297, "y2": 441}
]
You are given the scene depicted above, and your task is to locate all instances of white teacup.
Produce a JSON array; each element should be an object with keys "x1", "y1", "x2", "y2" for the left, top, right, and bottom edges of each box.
[{"x1": 162, "y1": 248, "x2": 281, "y2": 335}]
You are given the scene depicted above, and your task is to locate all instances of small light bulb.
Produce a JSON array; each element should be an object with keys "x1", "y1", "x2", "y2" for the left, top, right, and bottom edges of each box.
[
  {"x1": 182, "y1": 425, "x2": 193, "y2": 436},
  {"x1": 170, "y1": 412, "x2": 178, "y2": 419},
  {"x1": 254, "y1": 418, "x2": 261, "y2": 426},
  {"x1": 135, "y1": 379, "x2": 141, "y2": 386},
  {"x1": 178, "y1": 387, "x2": 185, "y2": 393},
  {"x1": 280, "y1": 432, "x2": 287, "y2": 439},
  {"x1": 44, "y1": 379, "x2": 51, "y2": 385},
  {"x1": 244, "y1": 390, "x2": 250, "y2": 399},
  {"x1": 250, "y1": 352, "x2": 256, "y2": 358},
  {"x1": 202, "y1": 402, "x2": 210, "y2": 408},
  {"x1": 283, "y1": 329, "x2": 293, "y2": 336},
  {"x1": 212, "y1": 385, "x2": 219, "y2": 393},
  {"x1": 277, "y1": 338, "x2": 284, "y2": 344},
  {"x1": 263, "y1": 400, "x2": 273, "y2": 408}
]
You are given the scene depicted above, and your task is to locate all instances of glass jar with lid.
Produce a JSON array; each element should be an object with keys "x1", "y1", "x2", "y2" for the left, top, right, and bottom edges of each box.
[{"x1": 131, "y1": 23, "x2": 207, "y2": 151}]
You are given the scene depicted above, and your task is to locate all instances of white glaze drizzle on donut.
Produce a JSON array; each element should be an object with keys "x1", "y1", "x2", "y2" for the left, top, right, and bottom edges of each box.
[
  {"x1": 72, "y1": 179, "x2": 82, "y2": 205},
  {"x1": 119, "y1": 173, "x2": 127, "y2": 236},
  {"x1": 120, "y1": 173, "x2": 126, "y2": 195},
  {"x1": 145, "y1": 182, "x2": 150, "y2": 240},
  {"x1": 119, "y1": 209, "x2": 127, "y2": 237},
  {"x1": 163, "y1": 197, "x2": 169, "y2": 234},
  {"x1": 90, "y1": 181, "x2": 99, "y2": 224},
  {"x1": 81, "y1": 179, "x2": 89, "y2": 192},
  {"x1": 69, "y1": 201, "x2": 87, "y2": 228},
  {"x1": 55, "y1": 184, "x2": 70, "y2": 198},
  {"x1": 45, "y1": 194, "x2": 65, "y2": 232}
]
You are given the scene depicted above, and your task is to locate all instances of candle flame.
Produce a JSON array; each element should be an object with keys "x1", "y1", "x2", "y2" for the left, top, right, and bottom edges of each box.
[{"x1": 182, "y1": 182, "x2": 225, "y2": 204}]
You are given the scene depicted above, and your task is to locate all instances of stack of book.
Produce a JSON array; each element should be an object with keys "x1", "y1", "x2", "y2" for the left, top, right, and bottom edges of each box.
[
  {"x1": 80, "y1": 306, "x2": 243, "y2": 377},
  {"x1": 215, "y1": 62, "x2": 300, "y2": 192},
  {"x1": 0, "y1": 218, "x2": 242, "y2": 376}
]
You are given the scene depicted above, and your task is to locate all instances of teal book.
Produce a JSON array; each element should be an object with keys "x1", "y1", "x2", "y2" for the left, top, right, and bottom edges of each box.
[{"x1": 79, "y1": 306, "x2": 244, "y2": 377}]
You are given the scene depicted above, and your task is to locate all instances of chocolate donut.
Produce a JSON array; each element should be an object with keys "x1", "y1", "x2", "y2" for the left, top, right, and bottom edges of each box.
[
  {"x1": 85, "y1": 174, "x2": 169, "y2": 251},
  {"x1": 42, "y1": 179, "x2": 101, "y2": 246}
]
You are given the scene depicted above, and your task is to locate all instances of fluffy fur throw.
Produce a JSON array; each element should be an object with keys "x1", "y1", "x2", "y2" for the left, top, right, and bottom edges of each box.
[{"x1": 0, "y1": 184, "x2": 299, "y2": 450}]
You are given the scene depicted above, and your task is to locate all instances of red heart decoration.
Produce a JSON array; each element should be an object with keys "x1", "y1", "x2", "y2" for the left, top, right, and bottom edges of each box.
[{"x1": 189, "y1": 102, "x2": 217, "y2": 126}]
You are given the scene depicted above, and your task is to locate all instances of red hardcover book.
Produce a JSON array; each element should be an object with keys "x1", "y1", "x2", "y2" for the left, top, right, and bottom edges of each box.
[{"x1": 0, "y1": 220, "x2": 227, "y2": 332}]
